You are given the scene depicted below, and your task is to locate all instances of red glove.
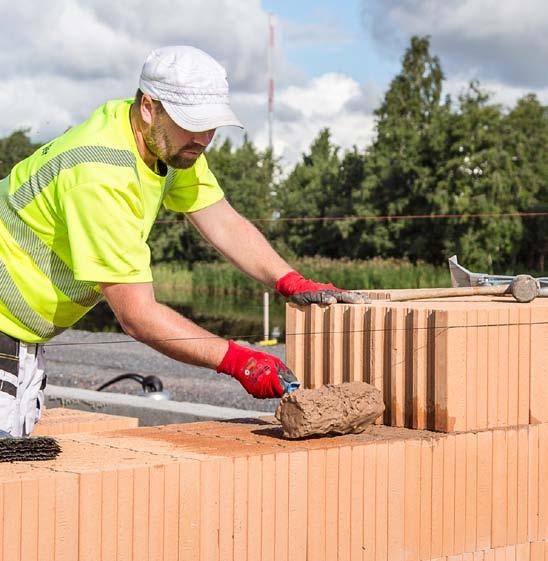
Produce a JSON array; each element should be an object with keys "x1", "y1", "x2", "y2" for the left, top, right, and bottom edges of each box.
[
  {"x1": 216, "y1": 340, "x2": 299, "y2": 399},
  {"x1": 276, "y1": 271, "x2": 368, "y2": 305}
]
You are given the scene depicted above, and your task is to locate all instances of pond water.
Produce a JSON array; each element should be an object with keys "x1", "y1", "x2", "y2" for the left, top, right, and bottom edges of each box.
[{"x1": 74, "y1": 291, "x2": 287, "y2": 343}]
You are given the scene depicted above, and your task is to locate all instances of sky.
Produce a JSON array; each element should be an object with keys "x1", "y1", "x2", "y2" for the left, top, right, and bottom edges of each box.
[{"x1": 2, "y1": 0, "x2": 548, "y2": 168}]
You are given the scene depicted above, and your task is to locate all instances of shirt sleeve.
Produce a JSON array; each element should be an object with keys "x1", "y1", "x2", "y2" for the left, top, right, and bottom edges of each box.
[
  {"x1": 163, "y1": 153, "x2": 225, "y2": 213},
  {"x1": 61, "y1": 182, "x2": 153, "y2": 283}
]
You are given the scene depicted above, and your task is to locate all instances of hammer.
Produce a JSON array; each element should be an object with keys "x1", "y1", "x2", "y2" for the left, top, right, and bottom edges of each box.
[{"x1": 378, "y1": 274, "x2": 541, "y2": 303}]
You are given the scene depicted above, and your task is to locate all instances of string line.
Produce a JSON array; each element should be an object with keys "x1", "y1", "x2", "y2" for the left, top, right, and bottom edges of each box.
[
  {"x1": 43, "y1": 319, "x2": 548, "y2": 347},
  {"x1": 156, "y1": 210, "x2": 548, "y2": 225}
]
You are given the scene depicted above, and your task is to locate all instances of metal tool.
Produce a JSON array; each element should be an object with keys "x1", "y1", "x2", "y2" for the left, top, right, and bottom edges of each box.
[
  {"x1": 385, "y1": 274, "x2": 539, "y2": 303},
  {"x1": 448, "y1": 255, "x2": 548, "y2": 295},
  {"x1": 277, "y1": 369, "x2": 301, "y2": 394}
]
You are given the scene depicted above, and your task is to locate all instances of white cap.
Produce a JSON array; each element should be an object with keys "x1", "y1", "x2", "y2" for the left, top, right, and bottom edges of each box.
[{"x1": 139, "y1": 46, "x2": 244, "y2": 132}]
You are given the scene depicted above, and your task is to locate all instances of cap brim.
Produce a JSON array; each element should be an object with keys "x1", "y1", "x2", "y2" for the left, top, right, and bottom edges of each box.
[{"x1": 162, "y1": 101, "x2": 244, "y2": 132}]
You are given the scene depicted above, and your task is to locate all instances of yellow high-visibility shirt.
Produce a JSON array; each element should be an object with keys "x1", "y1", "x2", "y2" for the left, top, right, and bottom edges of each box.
[{"x1": 0, "y1": 99, "x2": 224, "y2": 342}]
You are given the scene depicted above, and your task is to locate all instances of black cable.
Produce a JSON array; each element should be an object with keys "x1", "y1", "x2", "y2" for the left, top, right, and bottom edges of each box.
[
  {"x1": 96, "y1": 373, "x2": 144, "y2": 392},
  {"x1": 96, "y1": 372, "x2": 165, "y2": 394}
]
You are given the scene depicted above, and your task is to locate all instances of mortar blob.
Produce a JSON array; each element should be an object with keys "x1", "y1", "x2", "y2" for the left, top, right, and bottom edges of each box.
[{"x1": 275, "y1": 381, "x2": 385, "y2": 439}]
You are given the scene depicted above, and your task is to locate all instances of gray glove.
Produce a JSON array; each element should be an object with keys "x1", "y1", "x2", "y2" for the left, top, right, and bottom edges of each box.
[
  {"x1": 288, "y1": 290, "x2": 370, "y2": 305},
  {"x1": 276, "y1": 271, "x2": 371, "y2": 305}
]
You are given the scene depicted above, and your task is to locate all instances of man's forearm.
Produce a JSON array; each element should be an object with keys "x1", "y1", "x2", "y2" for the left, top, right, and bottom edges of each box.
[
  {"x1": 202, "y1": 214, "x2": 293, "y2": 287},
  {"x1": 186, "y1": 200, "x2": 293, "y2": 288},
  {"x1": 119, "y1": 300, "x2": 228, "y2": 368}
]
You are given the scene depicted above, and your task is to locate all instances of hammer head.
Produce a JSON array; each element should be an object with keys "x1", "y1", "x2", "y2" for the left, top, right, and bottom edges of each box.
[{"x1": 511, "y1": 275, "x2": 539, "y2": 303}]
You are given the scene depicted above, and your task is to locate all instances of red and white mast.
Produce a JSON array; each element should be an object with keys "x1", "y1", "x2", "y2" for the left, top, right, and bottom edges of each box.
[{"x1": 267, "y1": 13, "x2": 275, "y2": 151}]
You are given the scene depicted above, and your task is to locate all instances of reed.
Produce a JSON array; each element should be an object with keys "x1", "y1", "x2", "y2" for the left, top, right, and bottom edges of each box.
[{"x1": 190, "y1": 257, "x2": 451, "y2": 295}]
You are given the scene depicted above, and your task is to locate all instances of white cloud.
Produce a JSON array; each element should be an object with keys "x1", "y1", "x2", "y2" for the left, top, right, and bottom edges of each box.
[
  {"x1": 364, "y1": 0, "x2": 548, "y2": 90},
  {"x1": 0, "y1": 0, "x2": 286, "y2": 139},
  {"x1": 230, "y1": 73, "x2": 379, "y2": 169},
  {"x1": 444, "y1": 76, "x2": 548, "y2": 109},
  {"x1": 0, "y1": 0, "x2": 378, "y2": 175}
]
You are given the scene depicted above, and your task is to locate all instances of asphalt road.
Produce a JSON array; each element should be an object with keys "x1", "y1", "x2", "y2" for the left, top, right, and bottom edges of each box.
[{"x1": 44, "y1": 329, "x2": 285, "y2": 413}]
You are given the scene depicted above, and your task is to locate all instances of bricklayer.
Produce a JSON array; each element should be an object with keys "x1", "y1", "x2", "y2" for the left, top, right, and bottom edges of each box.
[
  {"x1": 33, "y1": 407, "x2": 138, "y2": 436},
  {"x1": 285, "y1": 296, "x2": 548, "y2": 432},
  {"x1": 3, "y1": 418, "x2": 548, "y2": 561}
]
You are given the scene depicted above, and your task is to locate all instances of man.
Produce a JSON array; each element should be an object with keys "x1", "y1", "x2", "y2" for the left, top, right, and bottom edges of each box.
[{"x1": 0, "y1": 46, "x2": 366, "y2": 437}]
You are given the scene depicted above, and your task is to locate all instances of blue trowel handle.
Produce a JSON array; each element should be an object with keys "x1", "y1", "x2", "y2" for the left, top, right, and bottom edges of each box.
[{"x1": 278, "y1": 373, "x2": 301, "y2": 394}]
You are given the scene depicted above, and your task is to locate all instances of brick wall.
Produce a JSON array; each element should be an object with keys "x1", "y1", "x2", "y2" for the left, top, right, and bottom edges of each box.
[{"x1": 4, "y1": 419, "x2": 548, "y2": 560}]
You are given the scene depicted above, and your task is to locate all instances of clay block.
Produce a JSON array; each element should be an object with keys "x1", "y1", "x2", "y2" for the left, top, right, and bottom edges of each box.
[
  {"x1": 200, "y1": 459, "x2": 220, "y2": 561},
  {"x1": 387, "y1": 440, "x2": 405, "y2": 561},
  {"x1": 275, "y1": 381, "x2": 385, "y2": 439},
  {"x1": 286, "y1": 297, "x2": 548, "y2": 433},
  {"x1": 34, "y1": 407, "x2": 138, "y2": 436},
  {"x1": 492, "y1": 430, "x2": 508, "y2": 547},
  {"x1": 362, "y1": 443, "x2": 377, "y2": 561},
  {"x1": 219, "y1": 457, "x2": 235, "y2": 561},
  {"x1": 307, "y1": 449, "x2": 326, "y2": 561},
  {"x1": 78, "y1": 471, "x2": 102, "y2": 561},
  {"x1": 163, "y1": 463, "x2": 180, "y2": 561},
  {"x1": 325, "y1": 447, "x2": 339, "y2": 561},
  {"x1": 247, "y1": 455, "x2": 262, "y2": 561},
  {"x1": 116, "y1": 467, "x2": 134, "y2": 561},
  {"x1": 20, "y1": 478, "x2": 39, "y2": 561},
  {"x1": 464, "y1": 432, "x2": 478, "y2": 553},
  {"x1": 530, "y1": 307, "x2": 548, "y2": 423},
  {"x1": 178, "y1": 459, "x2": 201, "y2": 560},
  {"x1": 506, "y1": 429, "x2": 519, "y2": 546},
  {"x1": 476, "y1": 430, "x2": 493, "y2": 551},
  {"x1": 454, "y1": 433, "x2": 466, "y2": 554},
  {"x1": 102, "y1": 470, "x2": 118, "y2": 561},
  {"x1": 350, "y1": 446, "x2": 365, "y2": 561},
  {"x1": 272, "y1": 453, "x2": 289, "y2": 561},
  {"x1": 404, "y1": 440, "x2": 421, "y2": 561},
  {"x1": 528, "y1": 425, "x2": 539, "y2": 542},
  {"x1": 261, "y1": 454, "x2": 276, "y2": 561},
  {"x1": 419, "y1": 439, "x2": 433, "y2": 561},
  {"x1": 337, "y1": 446, "x2": 352, "y2": 561}
]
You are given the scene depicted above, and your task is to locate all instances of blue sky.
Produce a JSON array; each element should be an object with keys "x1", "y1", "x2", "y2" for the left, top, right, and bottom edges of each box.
[{"x1": 262, "y1": 0, "x2": 398, "y2": 87}]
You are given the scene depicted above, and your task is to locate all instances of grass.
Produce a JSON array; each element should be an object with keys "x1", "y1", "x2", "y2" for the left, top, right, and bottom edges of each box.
[
  {"x1": 152, "y1": 263, "x2": 193, "y2": 303},
  {"x1": 189, "y1": 257, "x2": 451, "y2": 295}
]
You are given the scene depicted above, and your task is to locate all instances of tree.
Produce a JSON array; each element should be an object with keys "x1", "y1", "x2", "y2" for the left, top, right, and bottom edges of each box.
[
  {"x1": 436, "y1": 83, "x2": 522, "y2": 270},
  {"x1": 503, "y1": 94, "x2": 548, "y2": 270},
  {"x1": 206, "y1": 136, "x2": 275, "y2": 220},
  {"x1": 276, "y1": 129, "x2": 344, "y2": 257},
  {"x1": 357, "y1": 36, "x2": 452, "y2": 263},
  {"x1": 0, "y1": 130, "x2": 41, "y2": 178}
]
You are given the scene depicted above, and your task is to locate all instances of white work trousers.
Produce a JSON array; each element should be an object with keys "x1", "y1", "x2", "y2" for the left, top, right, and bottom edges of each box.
[{"x1": 0, "y1": 343, "x2": 45, "y2": 437}]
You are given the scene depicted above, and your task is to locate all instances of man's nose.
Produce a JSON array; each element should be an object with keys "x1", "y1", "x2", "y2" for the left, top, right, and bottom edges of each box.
[{"x1": 192, "y1": 129, "x2": 215, "y2": 146}]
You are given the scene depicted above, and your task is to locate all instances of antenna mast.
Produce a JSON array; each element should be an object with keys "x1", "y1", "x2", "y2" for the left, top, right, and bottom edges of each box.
[{"x1": 267, "y1": 13, "x2": 275, "y2": 152}]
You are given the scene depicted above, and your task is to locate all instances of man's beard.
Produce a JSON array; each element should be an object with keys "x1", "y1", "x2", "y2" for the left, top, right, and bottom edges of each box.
[
  {"x1": 145, "y1": 125, "x2": 203, "y2": 170},
  {"x1": 163, "y1": 144, "x2": 203, "y2": 169}
]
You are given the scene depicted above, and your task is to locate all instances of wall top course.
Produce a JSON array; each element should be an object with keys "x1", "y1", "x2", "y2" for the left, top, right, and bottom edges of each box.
[
  {"x1": 290, "y1": 295, "x2": 548, "y2": 311},
  {"x1": 64, "y1": 417, "x2": 445, "y2": 458},
  {"x1": 31, "y1": 407, "x2": 139, "y2": 441},
  {"x1": 0, "y1": 418, "x2": 444, "y2": 482},
  {"x1": 0, "y1": 417, "x2": 537, "y2": 485}
]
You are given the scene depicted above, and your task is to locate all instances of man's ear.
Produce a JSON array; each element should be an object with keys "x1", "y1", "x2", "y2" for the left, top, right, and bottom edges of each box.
[{"x1": 140, "y1": 94, "x2": 155, "y2": 126}]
